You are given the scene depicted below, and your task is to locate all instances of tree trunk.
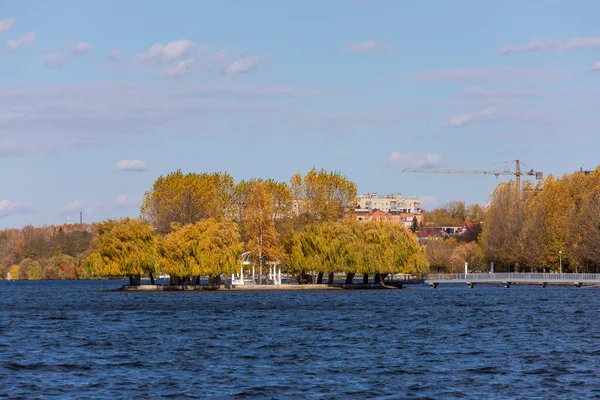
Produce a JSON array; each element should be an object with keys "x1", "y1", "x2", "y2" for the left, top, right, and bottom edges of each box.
[
  {"x1": 345, "y1": 273, "x2": 355, "y2": 284},
  {"x1": 149, "y1": 272, "x2": 155, "y2": 285},
  {"x1": 297, "y1": 271, "x2": 312, "y2": 284},
  {"x1": 327, "y1": 273, "x2": 334, "y2": 284},
  {"x1": 316, "y1": 272, "x2": 324, "y2": 284},
  {"x1": 208, "y1": 274, "x2": 221, "y2": 286},
  {"x1": 375, "y1": 273, "x2": 388, "y2": 285},
  {"x1": 362, "y1": 274, "x2": 369, "y2": 284},
  {"x1": 129, "y1": 274, "x2": 141, "y2": 286}
]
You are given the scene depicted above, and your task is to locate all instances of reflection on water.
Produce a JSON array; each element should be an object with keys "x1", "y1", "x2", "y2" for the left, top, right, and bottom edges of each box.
[{"x1": 0, "y1": 281, "x2": 599, "y2": 398}]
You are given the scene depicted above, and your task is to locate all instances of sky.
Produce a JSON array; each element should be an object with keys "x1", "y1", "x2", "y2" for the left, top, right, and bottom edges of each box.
[{"x1": 1, "y1": 0, "x2": 600, "y2": 228}]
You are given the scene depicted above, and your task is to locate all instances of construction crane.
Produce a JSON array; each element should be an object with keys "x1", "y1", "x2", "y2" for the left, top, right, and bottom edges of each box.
[{"x1": 402, "y1": 160, "x2": 543, "y2": 188}]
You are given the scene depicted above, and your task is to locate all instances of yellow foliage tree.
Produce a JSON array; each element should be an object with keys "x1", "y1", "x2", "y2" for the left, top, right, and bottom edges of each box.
[
  {"x1": 159, "y1": 219, "x2": 242, "y2": 283},
  {"x1": 141, "y1": 170, "x2": 235, "y2": 234},
  {"x1": 86, "y1": 218, "x2": 158, "y2": 285}
]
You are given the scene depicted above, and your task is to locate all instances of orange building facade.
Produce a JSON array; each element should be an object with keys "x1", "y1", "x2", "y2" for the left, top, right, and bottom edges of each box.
[{"x1": 353, "y1": 209, "x2": 424, "y2": 228}]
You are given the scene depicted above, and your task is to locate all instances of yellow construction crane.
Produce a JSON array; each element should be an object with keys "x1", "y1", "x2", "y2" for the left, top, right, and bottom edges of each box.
[{"x1": 402, "y1": 160, "x2": 543, "y2": 188}]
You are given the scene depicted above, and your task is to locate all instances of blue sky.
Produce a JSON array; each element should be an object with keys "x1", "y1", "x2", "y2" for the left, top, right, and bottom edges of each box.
[{"x1": 1, "y1": 0, "x2": 600, "y2": 228}]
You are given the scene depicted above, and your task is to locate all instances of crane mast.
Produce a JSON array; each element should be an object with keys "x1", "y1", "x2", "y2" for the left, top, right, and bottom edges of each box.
[{"x1": 402, "y1": 160, "x2": 542, "y2": 188}]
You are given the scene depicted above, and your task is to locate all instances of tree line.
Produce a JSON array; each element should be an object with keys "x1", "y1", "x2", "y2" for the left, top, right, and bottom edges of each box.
[
  {"x1": 425, "y1": 168, "x2": 600, "y2": 273},
  {"x1": 0, "y1": 225, "x2": 93, "y2": 280}
]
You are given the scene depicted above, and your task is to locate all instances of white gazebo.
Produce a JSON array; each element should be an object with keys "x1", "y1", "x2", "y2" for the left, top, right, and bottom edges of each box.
[{"x1": 231, "y1": 251, "x2": 282, "y2": 285}]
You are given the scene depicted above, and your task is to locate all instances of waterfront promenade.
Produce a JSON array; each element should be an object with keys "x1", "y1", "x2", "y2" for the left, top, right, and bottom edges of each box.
[{"x1": 425, "y1": 273, "x2": 600, "y2": 288}]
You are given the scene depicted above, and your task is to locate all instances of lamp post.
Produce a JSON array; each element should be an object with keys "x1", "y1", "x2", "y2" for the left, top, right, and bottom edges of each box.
[{"x1": 559, "y1": 251, "x2": 562, "y2": 274}]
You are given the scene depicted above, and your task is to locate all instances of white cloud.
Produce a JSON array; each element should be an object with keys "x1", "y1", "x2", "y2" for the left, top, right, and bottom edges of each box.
[
  {"x1": 501, "y1": 37, "x2": 600, "y2": 54},
  {"x1": 0, "y1": 199, "x2": 36, "y2": 218},
  {"x1": 344, "y1": 41, "x2": 399, "y2": 54},
  {"x1": 43, "y1": 41, "x2": 90, "y2": 68},
  {"x1": 44, "y1": 53, "x2": 69, "y2": 68},
  {"x1": 399, "y1": 67, "x2": 562, "y2": 84},
  {"x1": 445, "y1": 114, "x2": 474, "y2": 128},
  {"x1": 115, "y1": 195, "x2": 141, "y2": 208},
  {"x1": 3, "y1": 31, "x2": 36, "y2": 53},
  {"x1": 0, "y1": 17, "x2": 15, "y2": 33},
  {"x1": 420, "y1": 195, "x2": 437, "y2": 208},
  {"x1": 388, "y1": 152, "x2": 443, "y2": 169},
  {"x1": 481, "y1": 107, "x2": 497, "y2": 116},
  {"x1": 592, "y1": 62, "x2": 600, "y2": 72},
  {"x1": 462, "y1": 87, "x2": 537, "y2": 98},
  {"x1": 0, "y1": 82, "x2": 322, "y2": 156},
  {"x1": 139, "y1": 39, "x2": 196, "y2": 63},
  {"x1": 60, "y1": 196, "x2": 140, "y2": 218},
  {"x1": 61, "y1": 200, "x2": 86, "y2": 215},
  {"x1": 224, "y1": 56, "x2": 262, "y2": 74},
  {"x1": 165, "y1": 59, "x2": 193, "y2": 77},
  {"x1": 70, "y1": 41, "x2": 91, "y2": 55},
  {"x1": 444, "y1": 107, "x2": 501, "y2": 128},
  {"x1": 115, "y1": 159, "x2": 148, "y2": 171},
  {"x1": 107, "y1": 49, "x2": 120, "y2": 61}
]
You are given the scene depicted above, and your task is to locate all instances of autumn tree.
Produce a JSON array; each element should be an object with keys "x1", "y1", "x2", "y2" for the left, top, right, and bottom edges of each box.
[
  {"x1": 86, "y1": 218, "x2": 158, "y2": 285},
  {"x1": 244, "y1": 182, "x2": 283, "y2": 283},
  {"x1": 424, "y1": 237, "x2": 458, "y2": 272},
  {"x1": 480, "y1": 181, "x2": 526, "y2": 271},
  {"x1": 159, "y1": 219, "x2": 243, "y2": 285},
  {"x1": 449, "y1": 242, "x2": 486, "y2": 273},
  {"x1": 141, "y1": 170, "x2": 235, "y2": 235},
  {"x1": 288, "y1": 220, "x2": 428, "y2": 284},
  {"x1": 424, "y1": 201, "x2": 469, "y2": 227},
  {"x1": 290, "y1": 168, "x2": 357, "y2": 227}
]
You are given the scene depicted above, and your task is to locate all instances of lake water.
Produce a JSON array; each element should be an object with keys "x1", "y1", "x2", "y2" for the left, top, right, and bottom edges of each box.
[{"x1": 1, "y1": 281, "x2": 599, "y2": 398}]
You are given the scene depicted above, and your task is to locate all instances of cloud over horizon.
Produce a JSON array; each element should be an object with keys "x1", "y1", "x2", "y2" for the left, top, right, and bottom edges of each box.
[
  {"x1": 0, "y1": 199, "x2": 36, "y2": 218},
  {"x1": 500, "y1": 37, "x2": 600, "y2": 54},
  {"x1": 0, "y1": 17, "x2": 15, "y2": 34},
  {"x1": 395, "y1": 66, "x2": 563, "y2": 84},
  {"x1": 2, "y1": 31, "x2": 35, "y2": 53},
  {"x1": 223, "y1": 56, "x2": 262, "y2": 74},
  {"x1": 115, "y1": 160, "x2": 148, "y2": 172},
  {"x1": 344, "y1": 41, "x2": 399, "y2": 54},
  {"x1": 388, "y1": 152, "x2": 443, "y2": 169},
  {"x1": 44, "y1": 41, "x2": 91, "y2": 68}
]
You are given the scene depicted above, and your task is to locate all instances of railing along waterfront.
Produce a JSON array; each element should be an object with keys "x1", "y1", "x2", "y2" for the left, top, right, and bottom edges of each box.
[{"x1": 425, "y1": 273, "x2": 600, "y2": 286}]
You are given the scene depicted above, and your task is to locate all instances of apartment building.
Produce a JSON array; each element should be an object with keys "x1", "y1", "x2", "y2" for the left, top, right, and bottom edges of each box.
[
  {"x1": 355, "y1": 193, "x2": 422, "y2": 214},
  {"x1": 354, "y1": 193, "x2": 424, "y2": 228}
]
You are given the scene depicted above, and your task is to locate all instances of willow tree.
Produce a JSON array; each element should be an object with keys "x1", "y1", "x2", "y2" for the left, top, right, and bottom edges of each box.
[
  {"x1": 86, "y1": 218, "x2": 159, "y2": 285},
  {"x1": 290, "y1": 168, "x2": 357, "y2": 227},
  {"x1": 289, "y1": 220, "x2": 428, "y2": 284},
  {"x1": 244, "y1": 182, "x2": 283, "y2": 283},
  {"x1": 160, "y1": 219, "x2": 242, "y2": 285},
  {"x1": 141, "y1": 170, "x2": 235, "y2": 235}
]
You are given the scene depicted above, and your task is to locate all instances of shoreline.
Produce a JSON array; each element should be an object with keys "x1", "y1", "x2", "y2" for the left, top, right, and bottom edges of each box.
[{"x1": 116, "y1": 283, "x2": 404, "y2": 291}]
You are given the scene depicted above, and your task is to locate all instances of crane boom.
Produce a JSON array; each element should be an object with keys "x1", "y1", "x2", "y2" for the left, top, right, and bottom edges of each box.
[
  {"x1": 402, "y1": 160, "x2": 541, "y2": 188},
  {"x1": 402, "y1": 169, "x2": 513, "y2": 176}
]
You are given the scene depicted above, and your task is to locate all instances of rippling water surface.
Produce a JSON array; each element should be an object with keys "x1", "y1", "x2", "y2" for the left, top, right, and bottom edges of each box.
[{"x1": 1, "y1": 281, "x2": 599, "y2": 398}]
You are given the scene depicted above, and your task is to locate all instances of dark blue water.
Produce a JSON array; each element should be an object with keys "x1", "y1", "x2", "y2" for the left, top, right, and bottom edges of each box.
[{"x1": 1, "y1": 281, "x2": 599, "y2": 399}]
